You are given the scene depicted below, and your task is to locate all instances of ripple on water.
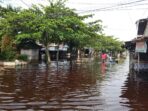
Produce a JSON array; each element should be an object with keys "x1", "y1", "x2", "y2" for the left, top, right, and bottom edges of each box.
[
  {"x1": 0, "y1": 58, "x2": 135, "y2": 110},
  {"x1": 0, "y1": 105, "x2": 26, "y2": 110}
]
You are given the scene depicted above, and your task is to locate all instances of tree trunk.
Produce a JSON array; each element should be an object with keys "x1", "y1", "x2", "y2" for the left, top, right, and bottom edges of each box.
[
  {"x1": 45, "y1": 45, "x2": 51, "y2": 64},
  {"x1": 56, "y1": 44, "x2": 60, "y2": 71},
  {"x1": 56, "y1": 43, "x2": 59, "y2": 61},
  {"x1": 77, "y1": 49, "x2": 81, "y2": 59},
  {"x1": 76, "y1": 48, "x2": 81, "y2": 63},
  {"x1": 44, "y1": 31, "x2": 51, "y2": 64}
]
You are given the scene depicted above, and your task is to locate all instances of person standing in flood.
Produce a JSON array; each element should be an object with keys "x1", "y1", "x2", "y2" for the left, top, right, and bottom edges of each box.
[{"x1": 101, "y1": 52, "x2": 107, "y2": 63}]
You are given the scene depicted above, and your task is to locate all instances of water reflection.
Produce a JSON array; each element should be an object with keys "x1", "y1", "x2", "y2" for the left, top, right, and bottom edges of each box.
[
  {"x1": 0, "y1": 58, "x2": 132, "y2": 110},
  {"x1": 101, "y1": 63, "x2": 106, "y2": 74},
  {"x1": 120, "y1": 74, "x2": 148, "y2": 111}
]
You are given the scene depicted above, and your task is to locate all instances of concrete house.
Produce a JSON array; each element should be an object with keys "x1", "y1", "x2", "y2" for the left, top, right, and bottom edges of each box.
[{"x1": 18, "y1": 38, "x2": 42, "y2": 62}]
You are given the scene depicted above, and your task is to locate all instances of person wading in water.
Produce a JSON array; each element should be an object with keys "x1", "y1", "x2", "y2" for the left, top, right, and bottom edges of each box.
[{"x1": 101, "y1": 52, "x2": 107, "y2": 63}]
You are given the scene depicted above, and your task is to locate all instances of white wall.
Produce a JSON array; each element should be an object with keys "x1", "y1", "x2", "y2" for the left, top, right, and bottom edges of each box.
[{"x1": 21, "y1": 49, "x2": 39, "y2": 61}]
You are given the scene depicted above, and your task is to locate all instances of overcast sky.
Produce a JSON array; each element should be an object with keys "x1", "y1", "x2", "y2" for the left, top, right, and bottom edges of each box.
[{"x1": 1, "y1": 0, "x2": 148, "y2": 41}]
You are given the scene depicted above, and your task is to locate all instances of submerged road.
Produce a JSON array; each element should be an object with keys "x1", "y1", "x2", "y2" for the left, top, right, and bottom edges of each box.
[{"x1": 0, "y1": 57, "x2": 148, "y2": 111}]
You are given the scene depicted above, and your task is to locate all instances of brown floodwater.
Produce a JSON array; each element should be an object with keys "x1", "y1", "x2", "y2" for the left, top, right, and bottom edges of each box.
[{"x1": 0, "y1": 57, "x2": 148, "y2": 111}]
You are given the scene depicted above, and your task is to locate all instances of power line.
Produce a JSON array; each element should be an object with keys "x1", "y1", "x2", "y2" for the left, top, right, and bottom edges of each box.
[
  {"x1": 76, "y1": 8, "x2": 148, "y2": 13},
  {"x1": 78, "y1": 0, "x2": 148, "y2": 13},
  {"x1": 74, "y1": 2, "x2": 148, "y2": 12},
  {"x1": 67, "y1": 0, "x2": 147, "y2": 6},
  {"x1": 76, "y1": 3, "x2": 148, "y2": 12},
  {"x1": 67, "y1": 2, "x2": 118, "y2": 6},
  {"x1": 20, "y1": 0, "x2": 30, "y2": 8}
]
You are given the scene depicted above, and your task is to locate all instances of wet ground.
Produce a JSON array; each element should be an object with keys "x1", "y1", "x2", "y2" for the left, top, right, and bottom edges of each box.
[{"x1": 0, "y1": 57, "x2": 148, "y2": 111}]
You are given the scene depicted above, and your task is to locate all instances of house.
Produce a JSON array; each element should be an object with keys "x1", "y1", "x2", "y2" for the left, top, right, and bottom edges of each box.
[
  {"x1": 125, "y1": 18, "x2": 148, "y2": 73},
  {"x1": 17, "y1": 38, "x2": 42, "y2": 62},
  {"x1": 40, "y1": 43, "x2": 68, "y2": 60}
]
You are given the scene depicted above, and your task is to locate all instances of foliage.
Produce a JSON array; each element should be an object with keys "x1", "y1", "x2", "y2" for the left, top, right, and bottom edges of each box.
[
  {"x1": 1, "y1": 35, "x2": 13, "y2": 51},
  {"x1": 0, "y1": 50, "x2": 16, "y2": 61},
  {"x1": 100, "y1": 36, "x2": 124, "y2": 52},
  {"x1": 0, "y1": 0, "x2": 124, "y2": 62},
  {"x1": 17, "y1": 38, "x2": 41, "y2": 49},
  {"x1": 89, "y1": 34, "x2": 124, "y2": 53},
  {"x1": 0, "y1": 5, "x2": 20, "y2": 18},
  {"x1": 17, "y1": 54, "x2": 28, "y2": 61},
  {"x1": 0, "y1": 34, "x2": 16, "y2": 61}
]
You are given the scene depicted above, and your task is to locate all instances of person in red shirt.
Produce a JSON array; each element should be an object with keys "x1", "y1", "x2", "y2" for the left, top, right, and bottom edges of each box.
[{"x1": 101, "y1": 53, "x2": 107, "y2": 63}]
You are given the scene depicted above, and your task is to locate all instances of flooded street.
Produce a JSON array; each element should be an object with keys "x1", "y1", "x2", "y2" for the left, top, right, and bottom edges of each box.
[{"x1": 0, "y1": 57, "x2": 148, "y2": 111}]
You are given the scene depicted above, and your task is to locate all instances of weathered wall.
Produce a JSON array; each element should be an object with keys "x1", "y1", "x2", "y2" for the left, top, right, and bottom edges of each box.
[{"x1": 21, "y1": 49, "x2": 39, "y2": 62}]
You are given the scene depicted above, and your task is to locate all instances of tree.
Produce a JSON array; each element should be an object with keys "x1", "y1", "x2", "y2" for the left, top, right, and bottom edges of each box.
[
  {"x1": 0, "y1": 5, "x2": 21, "y2": 60},
  {"x1": 0, "y1": 0, "x2": 123, "y2": 62},
  {"x1": 34, "y1": 0, "x2": 102, "y2": 62}
]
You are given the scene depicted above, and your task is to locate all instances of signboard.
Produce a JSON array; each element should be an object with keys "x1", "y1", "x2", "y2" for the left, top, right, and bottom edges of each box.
[{"x1": 135, "y1": 41, "x2": 147, "y2": 53}]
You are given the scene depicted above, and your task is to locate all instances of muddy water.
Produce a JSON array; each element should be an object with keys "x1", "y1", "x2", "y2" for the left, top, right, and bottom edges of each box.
[{"x1": 0, "y1": 57, "x2": 147, "y2": 111}]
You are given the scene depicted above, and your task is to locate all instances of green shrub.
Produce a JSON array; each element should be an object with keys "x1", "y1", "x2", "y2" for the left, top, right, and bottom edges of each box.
[
  {"x1": 0, "y1": 52, "x2": 6, "y2": 60},
  {"x1": 17, "y1": 54, "x2": 28, "y2": 61},
  {"x1": 0, "y1": 51, "x2": 16, "y2": 61}
]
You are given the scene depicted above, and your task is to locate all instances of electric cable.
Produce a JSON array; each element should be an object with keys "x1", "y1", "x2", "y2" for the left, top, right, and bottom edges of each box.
[
  {"x1": 77, "y1": 0, "x2": 148, "y2": 13},
  {"x1": 20, "y1": 0, "x2": 30, "y2": 8}
]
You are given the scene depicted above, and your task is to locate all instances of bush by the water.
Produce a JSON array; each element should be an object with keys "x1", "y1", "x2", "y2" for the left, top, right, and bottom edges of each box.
[
  {"x1": 17, "y1": 54, "x2": 28, "y2": 61},
  {"x1": 0, "y1": 51, "x2": 16, "y2": 61}
]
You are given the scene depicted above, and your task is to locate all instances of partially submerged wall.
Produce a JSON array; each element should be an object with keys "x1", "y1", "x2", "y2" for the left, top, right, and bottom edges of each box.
[{"x1": 21, "y1": 49, "x2": 39, "y2": 62}]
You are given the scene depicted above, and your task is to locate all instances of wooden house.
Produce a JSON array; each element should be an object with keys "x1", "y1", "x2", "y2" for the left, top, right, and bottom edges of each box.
[{"x1": 125, "y1": 18, "x2": 148, "y2": 73}]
